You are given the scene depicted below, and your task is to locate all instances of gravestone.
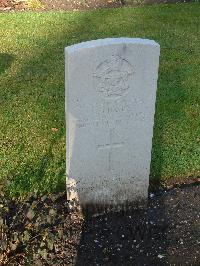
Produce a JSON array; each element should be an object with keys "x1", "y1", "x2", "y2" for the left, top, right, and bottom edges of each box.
[{"x1": 65, "y1": 38, "x2": 160, "y2": 211}]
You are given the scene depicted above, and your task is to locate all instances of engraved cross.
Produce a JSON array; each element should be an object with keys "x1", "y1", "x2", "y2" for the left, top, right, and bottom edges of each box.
[{"x1": 97, "y1": 129, "x2": 124, "y2": 172}]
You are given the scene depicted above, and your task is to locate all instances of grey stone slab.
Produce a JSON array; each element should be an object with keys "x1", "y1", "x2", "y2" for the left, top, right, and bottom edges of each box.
[{"x1": 65, "y1": 38, "x2": 160, "y2": 210}]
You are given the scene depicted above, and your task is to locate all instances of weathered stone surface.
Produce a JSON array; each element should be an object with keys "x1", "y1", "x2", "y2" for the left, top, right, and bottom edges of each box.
[{"x1": 65, "y1": 38, "x2": 160, "y2": 210}]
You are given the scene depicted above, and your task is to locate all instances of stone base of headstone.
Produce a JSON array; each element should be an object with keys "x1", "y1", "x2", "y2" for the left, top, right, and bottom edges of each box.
[{"x1": 66, "y1": 178, "x2": 148, "y2": 215}]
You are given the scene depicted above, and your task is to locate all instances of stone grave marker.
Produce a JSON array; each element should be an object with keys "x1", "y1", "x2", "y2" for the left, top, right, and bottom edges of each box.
[{"x1": 65, "y1": 38, "x2": 160, "y2": 211}]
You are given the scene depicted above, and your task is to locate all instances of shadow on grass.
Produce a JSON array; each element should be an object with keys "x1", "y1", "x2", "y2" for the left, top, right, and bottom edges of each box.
[
  {"x1": 0, "y1": 53, "x2": 14, "y2": 75},
  {"x1": 6, "y1": 130, "x2": 66, "y2": 198},
  {"x1": 149, "y1": 59, "x2": 190, "y2": 191}
]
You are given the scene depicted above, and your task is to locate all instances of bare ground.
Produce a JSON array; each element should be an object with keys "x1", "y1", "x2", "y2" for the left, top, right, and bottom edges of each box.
[
  {"x1": 0, "y1": 0, "x2": 194, "y2": 12},
  {"x1": 1, "y1": 182, "x2": 199, "y2": 265}
]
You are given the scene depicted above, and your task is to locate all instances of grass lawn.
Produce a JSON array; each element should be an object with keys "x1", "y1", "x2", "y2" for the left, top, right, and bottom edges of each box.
[{"x1": 0, "y1": 3, "x2": 199, "y2": 198}]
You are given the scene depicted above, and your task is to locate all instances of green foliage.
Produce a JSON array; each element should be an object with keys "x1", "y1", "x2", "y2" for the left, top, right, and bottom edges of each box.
[{"x1": 0, "y1": 3, "x2": 199, "y2": 198}]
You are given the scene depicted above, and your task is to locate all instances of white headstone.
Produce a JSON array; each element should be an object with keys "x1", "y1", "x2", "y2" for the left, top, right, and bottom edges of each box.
[{"x1": 65, "y1": 38, "x2": 160, "y2": 210}]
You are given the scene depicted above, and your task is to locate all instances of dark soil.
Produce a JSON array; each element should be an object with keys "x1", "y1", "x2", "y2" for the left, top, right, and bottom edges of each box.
[
  {"x1": 40, "y1": 0, "x2": 122, "y2": 11},
  {"x1": 39, "y1": 0, "x2": 194, "y2": 11},
  {"x1": 0, "y1": 0, "x2": 194, "y2": 12},
  {"x1": 0, "y1": 0, "x2": 27, "y2": 11},
  {"x1": 1, "y1": 182, "x2": 199, "y2": 265}
]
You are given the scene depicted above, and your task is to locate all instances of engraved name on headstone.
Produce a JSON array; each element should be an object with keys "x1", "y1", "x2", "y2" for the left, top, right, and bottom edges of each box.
[{"x1": 65, "y1": 38, "x2": 160, "y2": 210}]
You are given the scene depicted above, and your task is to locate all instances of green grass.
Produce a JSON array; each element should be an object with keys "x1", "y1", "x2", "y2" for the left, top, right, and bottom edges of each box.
[{"x1": 0, "y1": 3, "x2": 199, "y2": 198}]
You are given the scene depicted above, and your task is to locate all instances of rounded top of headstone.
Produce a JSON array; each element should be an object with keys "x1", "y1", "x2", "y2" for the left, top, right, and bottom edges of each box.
[{"x1": 65, "y1": 38, "x2": 160, "y2": 54}]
